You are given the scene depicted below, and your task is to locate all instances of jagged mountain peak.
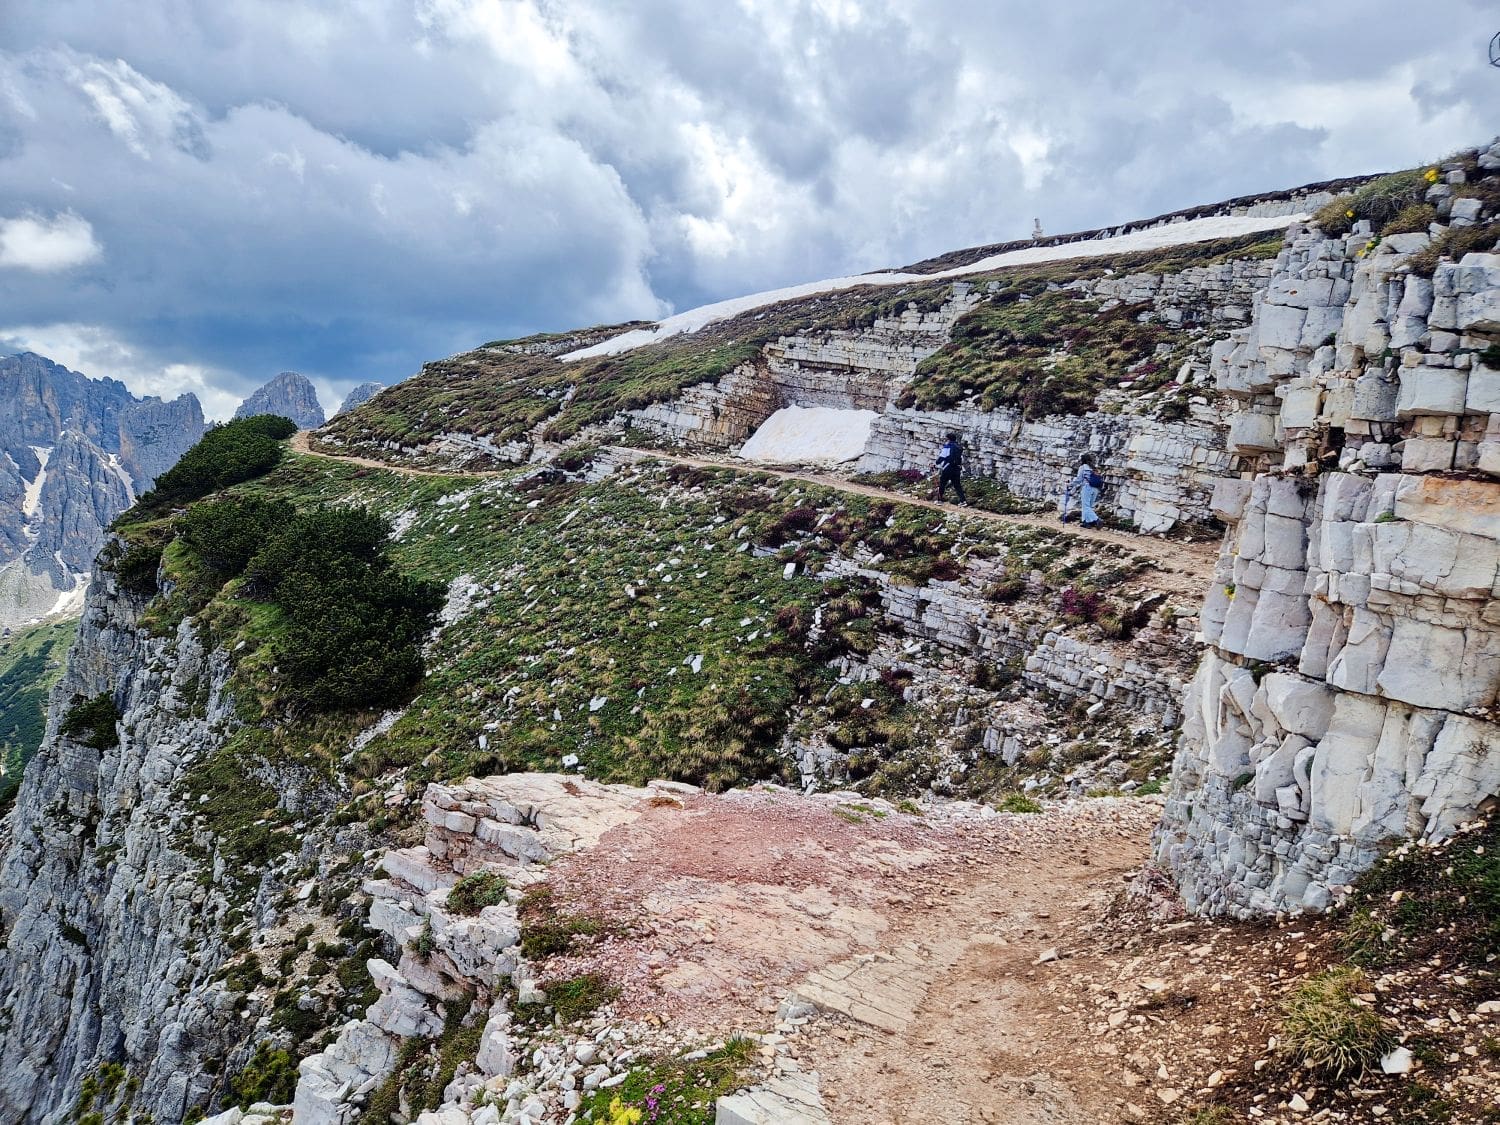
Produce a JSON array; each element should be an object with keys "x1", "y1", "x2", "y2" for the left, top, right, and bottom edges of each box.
[
  {"x1": 335, "y1": 381, "x2": 383, "y2": 416},
  {"x1": 0, "y1": 352, "x2": 207, "y2": 631},
  {"x1": 233, "y1": 370, "x2": 326, "y2": 429}
]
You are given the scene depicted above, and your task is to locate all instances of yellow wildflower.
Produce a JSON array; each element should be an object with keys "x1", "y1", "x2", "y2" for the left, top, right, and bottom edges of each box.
[
  {"x1": 1344, "y1": 209, "x2": 1354, "y2": 219},
  {"x1": 608, "y1": 1097, "x2": 643, "y2": 1125},
  {"x1": 1424, "y1": 167, "x2": 1439, "y2": 183}
]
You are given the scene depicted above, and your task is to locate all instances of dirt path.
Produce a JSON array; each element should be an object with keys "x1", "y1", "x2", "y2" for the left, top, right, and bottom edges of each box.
[
  {"x1": 290, "y1": 432, "x2": 1219, "y2": 588},
  {"x1": 612, "y1": 446, "x2": 1218, "y2": 588},
  {"x1": 533, "y1": 789, "x2": 1162, "y2": 1124}
]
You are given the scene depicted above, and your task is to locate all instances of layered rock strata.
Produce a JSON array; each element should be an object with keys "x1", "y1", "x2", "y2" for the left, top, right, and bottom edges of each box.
[
  {"x1": 1155, "y1": 151, "x2": 1500, "y2": 915},
  {"x1": 294, "y1": 774, "x2": 671, "y2": 1125}
]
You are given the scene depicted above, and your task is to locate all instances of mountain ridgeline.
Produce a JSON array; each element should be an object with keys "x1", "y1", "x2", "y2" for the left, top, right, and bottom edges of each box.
[{"x1": 0, "y1": 353, "x2": 207, "y2": 630}]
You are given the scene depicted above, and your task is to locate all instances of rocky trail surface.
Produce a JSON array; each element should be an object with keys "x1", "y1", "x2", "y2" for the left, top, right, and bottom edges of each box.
[
  {"x1": 366, "y1": 777, "x2": 1498, "y2": 1125},
  {"x1": 290, "y1": 431, "x2": 1218, "y2": 597},
  {"x1": 471, "y1": 777, "x2": 1176, "y2": 1123}
]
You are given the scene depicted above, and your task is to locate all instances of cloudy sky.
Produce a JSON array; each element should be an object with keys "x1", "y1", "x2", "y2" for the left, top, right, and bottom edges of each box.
[{"x1": 0, "y1": 1, "x2": 1493, "y2": 417}]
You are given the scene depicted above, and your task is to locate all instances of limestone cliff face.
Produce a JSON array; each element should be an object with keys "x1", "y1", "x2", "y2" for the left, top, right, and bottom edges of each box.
[
  {"x1": 235, "y1": 372, "x2": 326, "y2": 430},
  {"x1": 0, "y1": 553, "x2": 245, "y2": 1122},
  {"x1": 618, "y1": 260, "x2": 1274, "y2": 532},
  {"x1": 1154, "y1": 160, "x2": 1500, "y2": 915},
  {"x1": 0, "y1": 353, "x2": 206, "y2": 630}
]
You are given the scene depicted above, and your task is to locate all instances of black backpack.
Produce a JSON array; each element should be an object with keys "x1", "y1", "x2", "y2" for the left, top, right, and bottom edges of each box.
[{"x1": 1086, "y1": 467, "x2": 1104, "y2": 489}]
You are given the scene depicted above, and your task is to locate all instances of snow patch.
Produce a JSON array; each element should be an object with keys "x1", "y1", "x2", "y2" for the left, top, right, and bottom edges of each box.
[
  {"x1": 22, "y1": 445, "x2": 51, "y2": 520},
  {"x1": 561, "y1": 212, "x2": 1304, "y2": 362},
  {"x1": 740, "y1": 406, "x2": 878, "y2": 465},
  {"x1": 105, "y1": 453, "x2": 136, "y2": 504},
  {"x1": 46, "y1": 574, "x2": 90, "y2": 619}
]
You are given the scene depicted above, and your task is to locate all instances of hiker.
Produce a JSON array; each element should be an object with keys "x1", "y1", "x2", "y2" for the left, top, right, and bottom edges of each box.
[
  {"x1": 935, "y1": 431, "x2": 967, "y2": 505},
  {"x1": 1060, "y1": 454, "x2": 1102, "y2": 527}
]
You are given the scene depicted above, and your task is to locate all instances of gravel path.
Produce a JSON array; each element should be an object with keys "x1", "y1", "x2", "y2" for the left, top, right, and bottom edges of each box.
[{"x1": 289, "y1": 432, "x2": 1219, "y2": 593}]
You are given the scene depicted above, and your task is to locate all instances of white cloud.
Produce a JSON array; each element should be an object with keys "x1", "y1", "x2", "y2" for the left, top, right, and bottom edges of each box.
[
  {"x1": 0, "y1": 0, "x2": 1493, "y2": 412},
  {"x1": 0, "y1": 212, "x2": 101, "y2": 271}
]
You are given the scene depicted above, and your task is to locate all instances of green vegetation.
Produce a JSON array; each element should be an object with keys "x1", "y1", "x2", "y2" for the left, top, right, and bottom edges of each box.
[
  {"x1": 0, "y1": 620, "x2": 75, "y2": 809},
  {"x1": 851, "y1": 469, "x2": 1041, "y2": 516},
  {"x1": 1279, "y1": 966, "x2": 1393, "y2": 1077},
  {"x1": 238, "y1": 505, "x2": 445, "y2": 710},
  {"x1": 902, "y1": 289, "x2": 1177, "y2": 417},
  {"x1": 1409, "y1": 220, "x2": 1500, "y2": 279},
  {"x1": 143, "y1": 428, "x2": 1157, "y2": 891},
  {"x1": 518, "y1": 885, "x2": 612, "y2": 959},
  {"x1": 542, "y1": 972, "x2": 620, "y2": 1022},
  {"x1": 322, "y1": 231, "x2": 1283, "y2": 457},
  {"x1": 59, "y1": 692, "x2": 120, "y2": 751},
  {"x1": 121, "y1": 414, "x2": 297, "y2": 522},
  {"x1": 228, "y1": 1043, "x2": 298, "y2": 1107},
  {"x1": 1313, "y1": 168, "x2": 1432, "y2": 238},
  {"x1": 361, "y1": 1001, "x2": 482, "y2": 1120},
  {"x1": 580, "y1": 1037, "x2": 756, "y2": 1124},
  {"x1": 70, "y1": 1063, "x2": 133, "y2": 1124},
  {"x1": 997, "y1": 792, "x2": 1042, "y2": 814},
  {"x1": 1382, "y1": 202, "x2": 1437, "y2": 235},
  {"x1": 446, "y1": 870, "x2": 508, "y2": 916},
  {"x1": 1341, "y1": 815, "x2": 1500, "y2": 965}
]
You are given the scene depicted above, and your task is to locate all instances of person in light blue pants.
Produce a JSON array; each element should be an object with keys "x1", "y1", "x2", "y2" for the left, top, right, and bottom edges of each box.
[{"x1": 1059, "y1": 455, "x2": 1101, "y2": 527}]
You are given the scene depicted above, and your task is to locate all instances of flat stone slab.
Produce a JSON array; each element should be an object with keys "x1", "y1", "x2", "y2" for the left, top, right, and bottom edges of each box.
[
  {"x1": 793, "y1": 936, "x2": 969, "y2": 1034},
  {"x1": 716, "y1": 1068, "x2": 830, "y2": 1124}
]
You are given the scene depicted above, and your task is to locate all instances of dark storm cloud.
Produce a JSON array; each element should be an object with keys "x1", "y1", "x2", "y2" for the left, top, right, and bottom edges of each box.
[{"x1": 0, "y1": 0, "x2": 1493, "y2": 415}]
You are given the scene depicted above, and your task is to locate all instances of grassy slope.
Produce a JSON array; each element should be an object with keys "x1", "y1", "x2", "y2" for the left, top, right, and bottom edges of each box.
[
  {"x1": 130, "y1": 444, "x2": 1169, "y2": 889},
  {"x1": 320, "y1": 232, "x2": 1283, "y2": 462},
  {"x1": 0, "y1": 618, "x2": 77, "y2": 808}
]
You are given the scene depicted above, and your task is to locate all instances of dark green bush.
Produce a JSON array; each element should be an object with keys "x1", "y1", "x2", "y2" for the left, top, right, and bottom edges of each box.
[
  {"x1": 542, "y1": 973, "x2": 620, "y2": 1022},
  {"x1": 229, "y1": 1043, "x2": 298, "y2": 1107},
  {"x1": 124, "y1": 415, "x2": 297, "y2": 521},
  {"x1": 60, "y1": 693, "x2": 121, "y2": 750},
  {"x1": 114, "y1": 542, "x2": 165, "y2": 596},
  {"x1": 178, "y1": 496, "x2": 296, "y2": 578},
  {"x1": 242, "y1": 506, "x2": 444, "y2": 711}
]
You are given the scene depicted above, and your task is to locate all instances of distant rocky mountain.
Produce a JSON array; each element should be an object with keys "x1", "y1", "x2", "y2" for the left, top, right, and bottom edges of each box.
[
  {"x1": 0, "y1": 353, "x2": 206, "y2": 630},
  {"x1": 234, "y1": 371, "x2": 326, "y2": 429},
  {"x1": 336, "y1": 381, "x2": 383, "y2": 415}
]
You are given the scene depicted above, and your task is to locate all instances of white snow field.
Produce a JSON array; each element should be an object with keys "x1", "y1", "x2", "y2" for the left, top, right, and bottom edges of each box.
[
  {"x1": 738, "y1": 406, "x2": 880, "y2": 465},
  {"x1": 561, "y1": 212, "x2": 1306, "y2": 362}
]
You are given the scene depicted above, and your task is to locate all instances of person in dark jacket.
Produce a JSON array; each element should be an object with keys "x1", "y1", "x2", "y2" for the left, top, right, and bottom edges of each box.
[{"x1": 935, "y1": 432, "x2": 966, "y2": 505}]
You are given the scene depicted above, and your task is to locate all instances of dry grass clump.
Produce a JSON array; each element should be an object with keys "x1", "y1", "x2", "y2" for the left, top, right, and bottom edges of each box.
[{"x1": 1279, "y1": 966, "x2": 1394, "y2": 1077}]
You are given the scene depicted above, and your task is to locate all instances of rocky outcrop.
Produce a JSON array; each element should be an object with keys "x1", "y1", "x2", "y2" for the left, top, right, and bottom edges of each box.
[
  {"x1": 336, "y1": 383, "x2": 384, "y2": 416},
  {"x1": 294, "y1": 774, "x2": 662, "y2": 1125},
  {"x1": 235, "y1": 372, "x2": 326, "y2": 430},
  {"x1": 0, "y1": 353, "x2": 206, "y2": 629},
  {"x1": 0, "y1": 551, "x2": 245, "y2": 1122},
  {"x1": 621, "y1": 290, "x2": 979, "y2": 452},
  {"x1": 1154, "y1": 151, "x2": 1500, "y2": 916},
  {"x1": 622, "y1": 258, "x2": 1275, "y2": 531}
]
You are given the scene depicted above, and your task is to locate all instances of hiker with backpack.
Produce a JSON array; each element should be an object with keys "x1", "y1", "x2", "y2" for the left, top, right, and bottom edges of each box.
[
  {"x1": 1060, "y1": 454, "x2": 1103, "y2": 527},
  {"x1": 934, "y1": 431, "x2": 967, "y2": 505}
]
